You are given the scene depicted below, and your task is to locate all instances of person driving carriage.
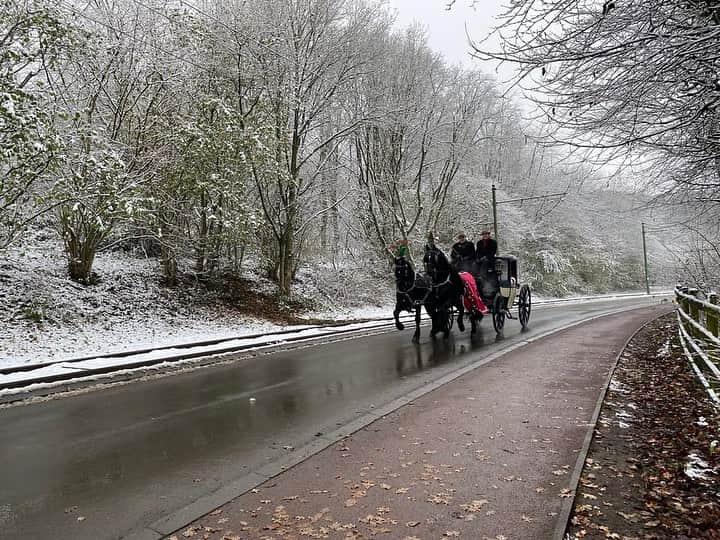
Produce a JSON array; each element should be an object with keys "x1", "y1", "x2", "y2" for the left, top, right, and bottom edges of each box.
[
  {"x1": 450, "y1": 231, "x2": 475, "y2": 267},
  {"x1": 389, "y1": 238, "x2": 411, "y2": 259},
  {"x1": 396, "y1": 238, "x2": 410, "y2": 259}
]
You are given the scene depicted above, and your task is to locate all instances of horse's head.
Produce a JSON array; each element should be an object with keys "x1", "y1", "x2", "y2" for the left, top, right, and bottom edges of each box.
[
  {"x1": 425, "y1": 249, "x2": 449, "y2": 284},
  {"x1": 394, "y1": 256, "x2": 414, "y2": 285}
]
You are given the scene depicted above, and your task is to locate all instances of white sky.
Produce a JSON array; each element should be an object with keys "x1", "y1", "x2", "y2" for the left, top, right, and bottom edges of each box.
[{"x1": 385, "y1": 0, "x2": 517, "y2": 83}]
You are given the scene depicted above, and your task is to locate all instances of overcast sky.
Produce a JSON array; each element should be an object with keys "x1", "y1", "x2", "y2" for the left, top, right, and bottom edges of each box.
[{"x1": 385, "y1": 0, "x2": 517, "y2": 82}]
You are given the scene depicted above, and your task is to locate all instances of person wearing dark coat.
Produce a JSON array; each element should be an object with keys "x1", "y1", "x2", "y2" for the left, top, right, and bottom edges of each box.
[
  {"x1": 476, "y1": 229, "x2": 497, "y2": 263},
  {"x1": 450, "y1": 231, "x2": 475, "y2": 267}
]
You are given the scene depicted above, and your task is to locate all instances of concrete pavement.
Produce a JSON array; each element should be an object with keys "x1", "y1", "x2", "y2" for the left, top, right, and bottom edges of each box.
[{"x1": 165, "y1": 305, "x2": 671, "y2": 540}]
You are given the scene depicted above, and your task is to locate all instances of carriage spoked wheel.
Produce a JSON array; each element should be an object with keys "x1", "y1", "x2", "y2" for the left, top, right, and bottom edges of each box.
[
  {"x1": 518, "y1": 284, "x2": 532, "y2": 329},
  {"x1": 492, "y1": 294, "x2": 506, "y2": 333}
]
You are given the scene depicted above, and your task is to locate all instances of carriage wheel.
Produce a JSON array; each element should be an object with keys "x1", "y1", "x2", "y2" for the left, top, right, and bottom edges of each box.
[
  {"x1": 518, "y1": 285, "x2": 532, "y2": 329},
  {"x1": 492, "y1": 294, "x2": 506, "y2": 333}
]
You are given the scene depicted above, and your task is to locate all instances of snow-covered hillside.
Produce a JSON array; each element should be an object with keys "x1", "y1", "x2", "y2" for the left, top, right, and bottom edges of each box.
[{"x1": 0, "y1": 233, "x2": 394, "y2": 367}]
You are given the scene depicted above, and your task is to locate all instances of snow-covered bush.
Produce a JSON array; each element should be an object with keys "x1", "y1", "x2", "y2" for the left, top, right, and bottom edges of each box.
[{"x1": 0, "y1": 0, "x2": 73, "y2": 247}]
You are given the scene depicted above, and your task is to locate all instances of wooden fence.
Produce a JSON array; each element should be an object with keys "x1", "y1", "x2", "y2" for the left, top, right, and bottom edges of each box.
[{"x1": 675, "y1": 287, "x2": 720, "y2": 407}]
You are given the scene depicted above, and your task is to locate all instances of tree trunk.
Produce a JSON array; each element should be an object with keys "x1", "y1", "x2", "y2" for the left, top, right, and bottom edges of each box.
[
  {"x1": 60, "y1": 207, "x2": 102, "y2": 284},
  {"x1": 195, "y1": 188, "x2": 207, "y2": 273},
  {"x1": 277, "y1": 220, "x2": 295, "y2": 296},
  {"x1": 67, "y1": 250, "x2": 96, "y2": 283},
  {"x1": 161, "y1": 243, "x2": 178, "y2": 287}
]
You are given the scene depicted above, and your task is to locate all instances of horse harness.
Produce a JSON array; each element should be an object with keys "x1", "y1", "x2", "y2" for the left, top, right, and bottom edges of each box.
[{"x1": 396, "y1": 278, "x2": 432, "y2": 307}]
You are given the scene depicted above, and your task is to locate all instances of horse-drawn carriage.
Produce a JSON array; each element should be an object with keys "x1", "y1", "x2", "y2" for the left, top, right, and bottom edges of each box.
[{"x1": 393, "y1": 250, "x2": 531, "y2": 341}]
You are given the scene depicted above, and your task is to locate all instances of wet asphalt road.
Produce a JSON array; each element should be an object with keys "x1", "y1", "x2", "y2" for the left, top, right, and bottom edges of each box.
[{"x1": 0, "y1": 296, "x2": 664, "y2": 540}]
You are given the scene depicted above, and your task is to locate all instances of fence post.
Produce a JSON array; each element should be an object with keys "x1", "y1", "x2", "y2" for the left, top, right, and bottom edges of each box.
[
  {"x1": 678, "y1": 286, "x2": 689, "y2": 314},
  {"x1": 687, "y1": 289, "x2": 701, "y2": 339},
  {"x1": 708, "y1": 293, "x2": 719, "y2": 339}
]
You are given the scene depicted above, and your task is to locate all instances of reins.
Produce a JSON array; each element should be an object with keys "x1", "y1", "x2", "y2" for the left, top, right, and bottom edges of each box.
[{"x1": 395, "y1": 265, "x2": 432, "y2": 306}]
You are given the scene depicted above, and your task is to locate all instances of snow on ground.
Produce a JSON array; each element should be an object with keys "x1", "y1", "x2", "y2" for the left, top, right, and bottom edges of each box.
[{"x1": 0, "y1": 234, "x2": 395, "y2": 369}]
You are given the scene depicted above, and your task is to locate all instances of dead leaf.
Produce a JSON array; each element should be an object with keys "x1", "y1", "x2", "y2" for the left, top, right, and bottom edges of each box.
[{"x1": 461, "y1": 499, "x2": 488, "y2": 512}]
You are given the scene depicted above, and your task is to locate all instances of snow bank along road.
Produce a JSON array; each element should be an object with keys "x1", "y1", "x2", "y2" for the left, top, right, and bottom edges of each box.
[
  {"x1": 0, "y1": 291, "x2": 669, "y2": 399},
  {"x1": 0, "y1": 294, "x2": 669, "y2": 540}
]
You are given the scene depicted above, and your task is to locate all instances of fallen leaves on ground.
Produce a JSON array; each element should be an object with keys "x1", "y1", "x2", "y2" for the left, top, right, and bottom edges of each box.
[{"x1": 567, "y1": 315, "x2": 720, "y2": 539}]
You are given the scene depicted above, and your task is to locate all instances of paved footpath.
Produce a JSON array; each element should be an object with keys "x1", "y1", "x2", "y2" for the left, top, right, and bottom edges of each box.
[{"x1": 170, "y1": 306, "x2": 671, "y2": 540}]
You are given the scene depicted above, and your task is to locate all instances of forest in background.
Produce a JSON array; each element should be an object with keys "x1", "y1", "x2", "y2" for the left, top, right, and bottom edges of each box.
[{"x1": 2, "y1": 0, "x2": 708, "y2": 312}]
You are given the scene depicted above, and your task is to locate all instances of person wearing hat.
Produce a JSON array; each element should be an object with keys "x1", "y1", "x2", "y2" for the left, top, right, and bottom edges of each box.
[
  {"x1": 396, "y1": 238, "x2": 410, "y2": 259},
  {"x1": 450, "y1": 231, "x2": 475, "y2": 268},
  {"x1": 425, "y1": 231, "x2": 436, "y2": 250},
  {"x1": 476, "y1": 229, "x2": 497, "y2": 264}
]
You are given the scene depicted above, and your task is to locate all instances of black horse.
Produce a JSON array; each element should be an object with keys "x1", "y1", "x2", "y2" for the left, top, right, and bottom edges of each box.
[
  {"x1": 393, "y1": 257, "x2": 437, "y2": 343},
  {"x1": 423, "y1": 248, "x2": 466, "y2": 338}
]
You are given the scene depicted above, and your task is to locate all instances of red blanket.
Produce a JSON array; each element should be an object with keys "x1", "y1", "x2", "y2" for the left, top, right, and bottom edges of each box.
[{"x1": 459, "y1": 272, "x2": 489, "y2": 314}]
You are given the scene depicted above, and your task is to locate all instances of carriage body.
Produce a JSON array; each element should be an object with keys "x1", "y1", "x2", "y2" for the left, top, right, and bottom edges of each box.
[
  {"x1": 493, "y1": 256, "x2": 517, "y2": 305},
  {"x1": 456, "y1": 255, "x2": 531, "y2": 333}
]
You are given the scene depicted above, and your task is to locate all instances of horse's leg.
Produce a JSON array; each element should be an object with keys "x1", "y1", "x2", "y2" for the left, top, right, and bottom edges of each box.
[
  {"x1": 394, "y1": 297, "x2": 405, "y2": 331},
  {"x1": 456, "y1": 295, "x2": 465, "y2": 332},
  {"x1": 412, "y1": 304, "x2": 421, "y2": 343},
  {"x1": 393, "y1": 294, "x2": 405, "y2": 330},
  {"x1": 442, "y1": 306, "x2": 451, "y2": 339},
  {"x1": 470, "y1": 314, "x2": 477, "y2": 335},
  {"x1": 394, "y1": 308, "x2": 405, "y2": 330},
  {"x1": 427, "y1": 304, "x2": 438, "y2": 338}
]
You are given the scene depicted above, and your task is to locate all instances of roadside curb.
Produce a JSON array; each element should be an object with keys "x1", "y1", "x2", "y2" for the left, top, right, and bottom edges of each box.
[
  {"x1": 129, "y1": 304, "x2": 669, "y2": 540},
  {"x1": 0, "y1": 325, "x2": 394, "y2": 406},
  {"x1": 550, "y1": 310, "x2": 670, "y2": 540}
]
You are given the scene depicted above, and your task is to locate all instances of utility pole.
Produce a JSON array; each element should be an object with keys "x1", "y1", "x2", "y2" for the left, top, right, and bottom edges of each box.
[
  {"x1": 641, "y1": 222, "x2": 650, "y2": 295},
  {"x1": 491, "y1": 184, "x2": 566, "y2": 250},
  {"x1": 491, "y1": 184, "x2": 499, "y2": 244}
]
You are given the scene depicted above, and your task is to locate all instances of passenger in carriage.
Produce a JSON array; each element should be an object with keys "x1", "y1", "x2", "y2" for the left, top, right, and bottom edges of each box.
[
  {"x1": 475, "y1": 229, "x2": 497, "y2": 267},
  {"x1": 450, "y1": 231, "x2": 475, "y2": 268}
]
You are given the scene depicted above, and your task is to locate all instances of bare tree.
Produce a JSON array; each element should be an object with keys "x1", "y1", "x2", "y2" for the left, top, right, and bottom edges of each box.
[
  {"x1": 474, "y1": 1, "x2": 719, "y2": 171},
  {"x1": 349, "y1": 27, "x2": 507, "y2": 259},
  {"x1": 230, "y1": 0, "x2": 381, "y2": 295},
  {"x1": 471, "y1": 0, "x2": 720, "y2": 284}
]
